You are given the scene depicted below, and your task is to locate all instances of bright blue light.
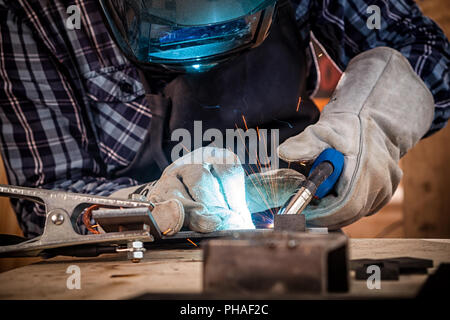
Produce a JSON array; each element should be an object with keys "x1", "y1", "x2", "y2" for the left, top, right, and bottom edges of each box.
[{"x1": 185, "y1": 63, "x2": 218, "y2": 73}]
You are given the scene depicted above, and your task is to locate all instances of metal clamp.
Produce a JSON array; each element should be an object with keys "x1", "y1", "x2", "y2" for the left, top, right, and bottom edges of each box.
[{"x1": 0, "y1": 184, "x2": 164, "y2": 260}]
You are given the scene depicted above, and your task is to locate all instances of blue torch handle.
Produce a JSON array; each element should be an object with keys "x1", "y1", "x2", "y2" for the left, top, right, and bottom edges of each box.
[{"x1": 309, "y1": 148, "x2": 345, "y2": 199}]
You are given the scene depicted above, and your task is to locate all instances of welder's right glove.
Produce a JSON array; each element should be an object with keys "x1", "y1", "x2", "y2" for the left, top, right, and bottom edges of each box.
[{"x1": 277, "y1": 47, "x2": 435, "y2": 229}]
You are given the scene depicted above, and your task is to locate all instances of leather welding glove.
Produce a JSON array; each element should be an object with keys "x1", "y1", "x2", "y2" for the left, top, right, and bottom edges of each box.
[
  {"x1": 113, "y1": 147, "x2": 255, "y2": 234},
  {"x1": 277, "y1": 47, "x2": 435, "y2": 229}
]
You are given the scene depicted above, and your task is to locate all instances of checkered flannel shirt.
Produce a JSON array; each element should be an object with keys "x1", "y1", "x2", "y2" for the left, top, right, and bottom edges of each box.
[{"x1": 0, "y1": 0, "x2": 448, "y2": 237}]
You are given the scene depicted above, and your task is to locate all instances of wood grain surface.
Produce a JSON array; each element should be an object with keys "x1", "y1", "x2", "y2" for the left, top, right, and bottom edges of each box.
[{"x1": 0, "y1": 239, "x2": 448, "y2": 299}]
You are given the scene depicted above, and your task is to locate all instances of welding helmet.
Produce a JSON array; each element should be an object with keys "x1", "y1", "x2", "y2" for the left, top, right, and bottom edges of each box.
[{"x1": 99, "y1": 0, "x2": 278, "y2": 73}]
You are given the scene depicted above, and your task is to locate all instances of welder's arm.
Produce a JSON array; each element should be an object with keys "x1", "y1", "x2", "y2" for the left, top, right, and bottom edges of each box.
[
  {"x1": 278, "y1": 47, "x2": 434, "y2": 229},
  {"x1": 306, "y1": 0, "x2": 449, "y2": 135},
  {"x1": 111, "y1": 147, "x2": 256, "y2": 234}
]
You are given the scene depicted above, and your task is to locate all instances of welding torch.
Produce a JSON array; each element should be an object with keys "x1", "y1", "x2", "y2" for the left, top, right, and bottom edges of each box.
[{"x1": 280, "y1": 148, "x2": 344, "y2": 215}]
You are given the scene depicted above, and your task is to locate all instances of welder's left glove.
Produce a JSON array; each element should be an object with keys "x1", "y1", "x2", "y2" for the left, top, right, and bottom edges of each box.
[
  {"x1": 113, "y1": 147, "x2": 255, "y2": 233},
  {"x1": 278, "y1": 47, "x2": 435, "y2": 229}
]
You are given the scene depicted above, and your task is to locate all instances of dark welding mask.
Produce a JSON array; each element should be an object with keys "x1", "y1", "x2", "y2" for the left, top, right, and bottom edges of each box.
[{"x1": 99, "y1": 0, "x2": 278, "y2": 74}]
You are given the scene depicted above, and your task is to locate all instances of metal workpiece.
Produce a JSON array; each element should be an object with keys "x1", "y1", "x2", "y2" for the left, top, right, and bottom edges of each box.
[
  {"x1": 273, "y1": 212, "x2": 306, "y2": 232},
  {"x1": 272, "y1": 211, "x2": 328, "y2": 234},
  {"x1": 93, "y1": 207, "x2": 161, "y2": 239},
  {"x1": 203, "y1": 232, "x2": 349, "y2": 294}
]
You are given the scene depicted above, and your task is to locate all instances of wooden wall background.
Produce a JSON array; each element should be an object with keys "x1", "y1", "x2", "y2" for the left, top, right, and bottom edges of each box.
[
  {"x1": 401, "y1": 0, "x2": 450, "y2": 238},
  {"x1": 0, "y1": 0, "x2": 448, "y2": 272}
]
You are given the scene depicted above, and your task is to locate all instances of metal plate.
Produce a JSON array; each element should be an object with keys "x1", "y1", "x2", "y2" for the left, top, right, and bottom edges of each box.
[{"x1": 203, "y1": 231, "x2": 349, "y2": 294}]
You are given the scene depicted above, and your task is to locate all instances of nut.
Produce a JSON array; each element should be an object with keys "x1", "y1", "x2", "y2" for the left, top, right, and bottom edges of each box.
[
  {"x1": 129, "y1": 241, "x2": 144, "y2": 249},
  {"x1": 126, "y1": 240, "x2": 146, "y2": 263},
  {"x1": 129, "y1": 251, "x2": 144, "y2": 259}
]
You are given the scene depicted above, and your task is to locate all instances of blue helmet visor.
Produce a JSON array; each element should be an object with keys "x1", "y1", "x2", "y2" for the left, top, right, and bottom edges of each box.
[{"x1": 100, "y1": 0, "x2": 277, "y2": 72}]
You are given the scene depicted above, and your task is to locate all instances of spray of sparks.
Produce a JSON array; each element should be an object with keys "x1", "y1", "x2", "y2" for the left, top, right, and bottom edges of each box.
[
  {"x1": 176, "y1": 114, "x2": 292, "y2": 230},
  {"x1": 232, "y1": 115, "x2": 295, "y2": 229},
  {"x1": 296, "y1": 97, "x2": 302, "y2": 112}
]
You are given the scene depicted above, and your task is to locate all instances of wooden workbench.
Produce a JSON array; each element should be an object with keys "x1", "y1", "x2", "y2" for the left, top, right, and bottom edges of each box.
[{"x1": 0, "y1": 239, "x2": 449, "y2": 299}]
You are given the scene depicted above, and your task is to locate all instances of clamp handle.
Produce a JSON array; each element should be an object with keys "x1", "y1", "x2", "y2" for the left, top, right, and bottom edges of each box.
[{"x1": 309, "y1": 148, "x2": 344, "y2": 199}]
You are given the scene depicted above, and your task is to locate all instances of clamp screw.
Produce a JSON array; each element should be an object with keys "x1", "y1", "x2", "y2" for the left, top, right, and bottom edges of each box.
[{"x1": 51, "y1": 212, "x2": 65, "y2": 225}]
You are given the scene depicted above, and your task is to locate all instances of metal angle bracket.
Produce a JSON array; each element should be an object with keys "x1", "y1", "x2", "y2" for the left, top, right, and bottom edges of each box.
[{"x1": 203, "y1": 231, "x2": 349, "y2": 295}]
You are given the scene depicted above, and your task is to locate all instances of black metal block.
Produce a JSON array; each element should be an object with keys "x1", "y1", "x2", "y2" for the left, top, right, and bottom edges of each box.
[
  {"x1": 351, "y1": 257, "x2": 434, "y2": 281},
  {"x1": 354, "y1": 261, "x2": 399, "y2": 280},
  {"x1": 203, "y1": 232, "x2": 349, "y2": 294}
]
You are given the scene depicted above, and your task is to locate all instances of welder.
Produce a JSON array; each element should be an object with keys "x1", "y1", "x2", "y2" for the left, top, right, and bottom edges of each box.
[{"x1": 0, "y1": 0, "x2": 448, "y2": 238}]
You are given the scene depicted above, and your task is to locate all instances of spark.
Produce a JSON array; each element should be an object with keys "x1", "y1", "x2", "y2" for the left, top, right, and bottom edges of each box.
[
  {"x1": 296, "y1": 97, "x2": 302, "y2": 112},
  {"x1": 260, "y1": 128, "x2": 277, "y2": 206},
  {"x1": 231, "y1": 119, "x2": 291, "y2": 228},
  {"x1": 242, "y1": 115, "x2": 248, "y2": 131},
  {"x1": 187, "y1": 238, "x2": 198, "y2": 247},
  {"x1": 181, "y1": 143, "x2": 191, "y2": 153},
  {"x1": 163, "y1": 228, "x2": 172, "y2": 235},
  {"x1": 230, "y1": 127, "x2": 276, "y2": 217},
  {"x1": 318, "y1": 53, "x2": 323, "y2": 58}
]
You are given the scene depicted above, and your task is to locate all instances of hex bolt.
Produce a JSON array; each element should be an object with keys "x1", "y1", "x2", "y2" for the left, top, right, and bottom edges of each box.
[
  {"x1": 50, "y1": 211, "x2": 65, "y2": 225},
  {"x1": 130, "y1": 251, "x2": 144, "y2": 263},
  {"x1": 130, "y1": 240, "x2": 143, "y2": 249},
  {"x1": 127, "y1": 240, "x2": 146, "y2": 263}
]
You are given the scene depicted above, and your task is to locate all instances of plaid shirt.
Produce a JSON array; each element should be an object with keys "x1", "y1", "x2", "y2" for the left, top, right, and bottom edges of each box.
[{"x1": 0, "y1": 0, "x2": 449, "y2": 238}]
